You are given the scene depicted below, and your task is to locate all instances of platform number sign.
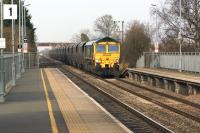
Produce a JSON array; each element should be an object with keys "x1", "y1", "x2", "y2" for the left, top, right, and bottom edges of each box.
[
  {"x1": 0, "y1": 38, "x2": 6, "y2": 49},
  {"x1": 4, "y1": 4, "x2": 17, "y2": 20}
]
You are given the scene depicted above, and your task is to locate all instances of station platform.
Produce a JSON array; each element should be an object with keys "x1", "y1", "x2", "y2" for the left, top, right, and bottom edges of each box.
[
  {"x1": 126, "y1": 68, "x2": 200, "y2": 84},
  {"x1": 0, "y1": 68, "x2": 130, "y2": 133},
  {"x1": 125, "y1": 68, "x2": 200, "y2": 95},
  {"x1": 0, "y1": 69, "x2": 68, "y2": 133}
]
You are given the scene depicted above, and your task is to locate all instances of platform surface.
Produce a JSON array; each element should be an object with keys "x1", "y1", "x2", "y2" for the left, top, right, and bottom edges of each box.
[
  {"x1": 0, "y1": 68, "x2": 130, "y2": 133},
  {"x1": 0, "y1": 69, "x2": 68, "y2": 133},
  {"x1": 45, "y1": 68, "x2": 130, "y2": 133},
  {"x1": 127, "y1": 68, "x2": 200, "y2": 84}
]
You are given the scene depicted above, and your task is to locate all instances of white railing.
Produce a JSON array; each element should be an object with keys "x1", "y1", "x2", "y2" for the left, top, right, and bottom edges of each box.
[{"x1": 136, "y1": 52, "x2": 200, "y2": 73}]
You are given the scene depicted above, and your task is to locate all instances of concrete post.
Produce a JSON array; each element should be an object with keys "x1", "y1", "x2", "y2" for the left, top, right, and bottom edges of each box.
[
  {"x1": 193, "y1": 88, "x2": 197, "y2": 95},
  {"x1": 128, "y1": 72, "x2": 133, "y2": 80},
  {"x1": 141, "y1": 75, "x2": 147, "y2": 85},
  {"x1": 148, "y1": 77, "x2": 154, "y2": 86},
  {"x1": 188, "y1": 85, "x2": 193, "y2": 95},
  {"x1": 155, "y1": 78, "x2": 164, "y2": 88},
  {"x1": 134, "y1": 74, "x2": 138, "y2": 82},
  {"x1": 175, "y1": 82, "x2": 181, "y2": 94},
  {"x1": 192, "y1": 86, "x2": 197, "y2": 95},
  {"x1": 164, "y1": 79, "x2": 169, "y2": 90}
]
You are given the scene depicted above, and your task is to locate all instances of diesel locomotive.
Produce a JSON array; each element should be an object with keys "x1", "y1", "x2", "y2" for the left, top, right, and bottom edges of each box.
[{"x1": 49, "y1": 37, "x2": 121, "y2": 76}]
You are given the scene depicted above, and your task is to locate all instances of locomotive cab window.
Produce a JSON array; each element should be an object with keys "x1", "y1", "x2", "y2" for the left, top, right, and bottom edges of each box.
[
  {"x1": 109, "y1": 45, "x2": 119, "y2": 52},
  {"x1": 96, "y1": 44, "x2": 106, "y2": 52}
]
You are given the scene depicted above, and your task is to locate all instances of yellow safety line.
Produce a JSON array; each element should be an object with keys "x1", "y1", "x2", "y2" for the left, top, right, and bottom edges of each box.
[{"x1": 40, "y1": 69, "x2": 58, "y2": 133}]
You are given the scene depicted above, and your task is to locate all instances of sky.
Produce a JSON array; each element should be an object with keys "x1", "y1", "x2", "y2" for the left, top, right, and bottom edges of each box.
[{"x1": 27, "y1": 0, "x2": 162, "y2": 42}]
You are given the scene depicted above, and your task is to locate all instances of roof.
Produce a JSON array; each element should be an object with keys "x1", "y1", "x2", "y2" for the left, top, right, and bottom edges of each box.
[
  {"x1": 96, "y1": 37, "x2": 119, "y2": 43},
  {"x1": 85, "y1": 37, "x2": 119, "y2": 46}
]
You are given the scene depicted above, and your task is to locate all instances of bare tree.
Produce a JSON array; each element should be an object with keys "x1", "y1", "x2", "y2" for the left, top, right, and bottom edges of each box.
[
  {"x1": 94, "y1": 14, "x2": 118, "y2": 37},
  {"x1": 121, "y1": 21, "x2": 151, "y2": 67},
  {"x1": 81, "y1": 33, "x2": 90, "y2": 42},
  {"x1": 71, "y1": 29, "x2": 91, "y2": 43},
  {"x1": 154, "y1": 0, "x2": 200, "y2": 51}
]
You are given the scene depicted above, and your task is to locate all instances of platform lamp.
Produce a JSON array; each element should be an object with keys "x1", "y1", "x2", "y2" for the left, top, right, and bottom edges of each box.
[
  {"x1": 11, "y1": 0, "x2": 16, "y2": 86},
  {"x1": 21, "y1": 1, "x2": 30, "y2": 72},
  {"x1": 151, "y1": 4, "x2": 159, "y2": 68},
  {"x1": 24, "y1": 4, "x2": 30, "y2": 38},
  {"x1": 0, "y1": 0, "x2": 5, "y2": 103},
  {"x1": 18, "y1": 0, "x2": 22, "y2": 77}
]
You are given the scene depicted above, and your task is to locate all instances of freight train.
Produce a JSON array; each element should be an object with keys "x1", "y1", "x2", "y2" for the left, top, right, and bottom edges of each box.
[{"x1": 49, "y1": 37, "x2": 121, "y2": 76}]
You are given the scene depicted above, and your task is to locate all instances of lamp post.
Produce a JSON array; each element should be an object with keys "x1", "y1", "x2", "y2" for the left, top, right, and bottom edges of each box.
[
  {"x1": 0, "y1": 0, "x2": 2, "y2": 38},
  {"x1": 21, "y1": 0, "x2": 25, "y2": 72},
  {"x1": 24, "y1": 4, "x2": 30, "y2": 38},
  {"x1": 151, "y1": 4, "x2": 158, "y2": 50},
  {"x1": 114, "y1": 20, "x2": 124, "y2": 44},
  {"x1": 21, "y1": 2, "x2": 30, "y2": 72},
  {"x1": 11, "y1": 0, "x2": 16, "y2": 86},
  {"x1": 151, "y1": 4, "x2": 159, "y2": 68},
  {"x1": 179, "y1": 0, "x2": 182, "y2": 72},
  {"x1": 0, "y1": 0, "x2": 5, "y2": 102},
  {"x1": 18, "y1": 0, "x2": 21, "y2": 77},
  {"x1": 19, "y1": 1, "x2": 21, "y2": 48}
]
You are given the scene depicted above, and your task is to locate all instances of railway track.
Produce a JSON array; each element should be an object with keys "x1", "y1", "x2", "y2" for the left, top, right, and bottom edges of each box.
[
  {"x1": 40, "y1": 56, "x2": 200, "y2": 132},
  {"x1": 103, "y1": 78, "x2": 200, "y2": 123},
  {"x1": 117, "y1": 78, "x2": 200, "y2": 109},
  {"x1": 39, "y1": 56, "x2": 63, "y2": 68},
  {"x1": 66, "y1": 65, "x2": 200, "y2": 124},
  {"x1": 59, "y1": 67, "x2": 173, "y2": 133}
]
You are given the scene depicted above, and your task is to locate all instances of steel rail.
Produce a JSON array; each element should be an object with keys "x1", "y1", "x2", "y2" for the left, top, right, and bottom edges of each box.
[
  {"x1": 103, "y1": 78, "x2": 200, "y2": 123},
  {"x1": 117, "y1": 78, "x2": 200, "y2": 109}
]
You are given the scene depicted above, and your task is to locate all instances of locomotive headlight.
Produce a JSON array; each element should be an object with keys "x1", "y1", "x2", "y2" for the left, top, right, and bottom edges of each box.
[
  {"x1": 96, "y1": 59, "x2": 101, "y2": 63},
  {"x1": 115, "y1": 59, "x2": 119, "y2": 63}
]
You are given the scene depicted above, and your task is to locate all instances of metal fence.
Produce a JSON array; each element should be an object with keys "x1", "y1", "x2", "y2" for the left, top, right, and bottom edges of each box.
[
  {"x1": 0, "y1": 52, "x2": 39, "y2": 102},
  {"x1": 136, "y1": 52, "x2": 200, "y2": 73}
]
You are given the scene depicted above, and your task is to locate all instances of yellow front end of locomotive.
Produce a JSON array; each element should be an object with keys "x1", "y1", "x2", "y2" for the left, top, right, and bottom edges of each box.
[{"x1": 94, "y1": 42, "x2": 120, "y2": 69}]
